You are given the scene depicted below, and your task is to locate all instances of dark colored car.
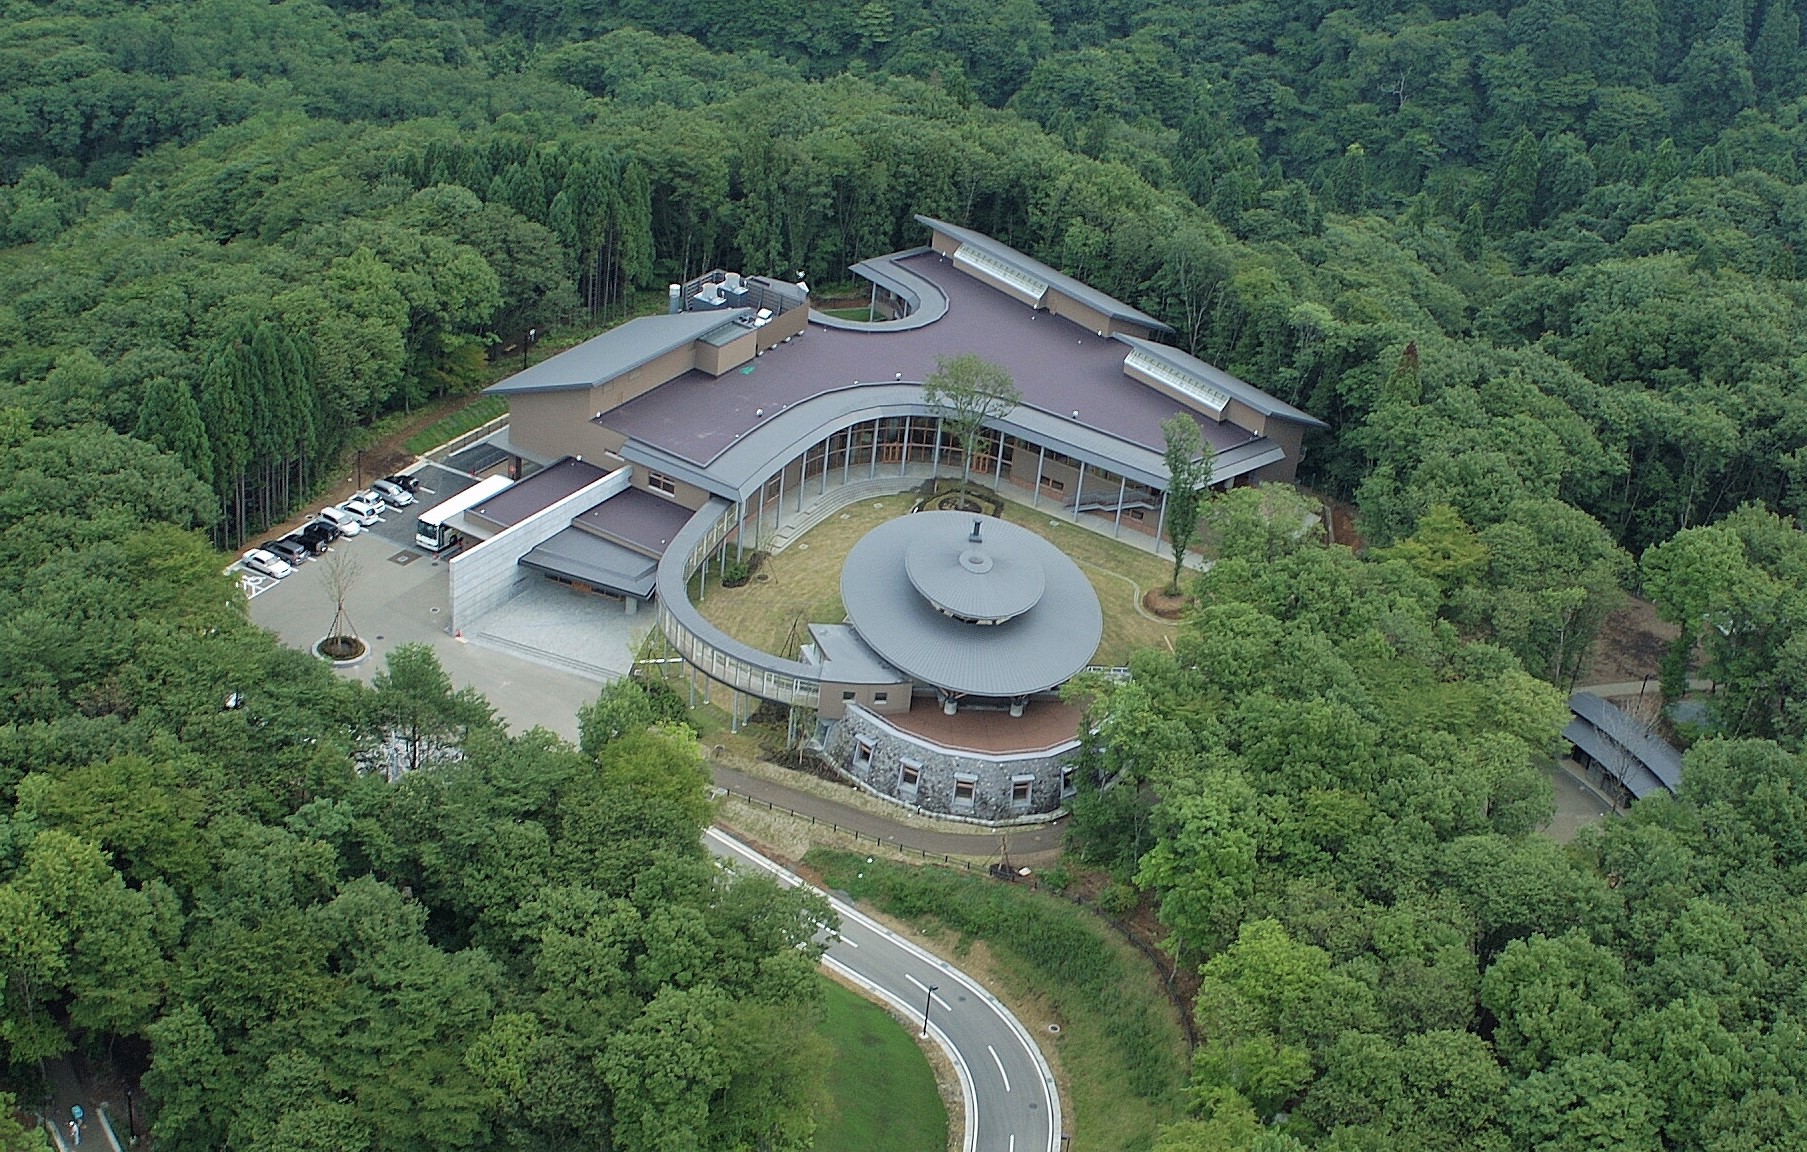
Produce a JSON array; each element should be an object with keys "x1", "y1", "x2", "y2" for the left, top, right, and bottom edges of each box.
[
  {"x1": 309, "y1": 515, "x2": 344, "y2": 541},
  {"x1": 266, "y1": 537, "x2": 311, "y2": 565},
  {"x1": 298, "y1": 523, "x2": 335, "y2": 552},
  {"x1": 385, "y1": 472, "x2": 423, "y2": 494}
]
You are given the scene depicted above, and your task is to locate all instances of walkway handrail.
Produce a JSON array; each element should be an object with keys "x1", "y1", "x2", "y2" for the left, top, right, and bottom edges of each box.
[{"x1": 655, "y1": 498, "x2": 823, "y2": 707}]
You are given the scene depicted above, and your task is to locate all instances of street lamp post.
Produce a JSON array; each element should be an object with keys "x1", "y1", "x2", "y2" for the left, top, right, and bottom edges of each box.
[
  {"x1": 920, "y1": 983, "x2": 938, "y2": 1037},
  {"x1": 522, "y1": 327, "x2": 536, "y2": 371},
  {"x1": 356, "y1": 448, "x2": 364, "y2": 491}
]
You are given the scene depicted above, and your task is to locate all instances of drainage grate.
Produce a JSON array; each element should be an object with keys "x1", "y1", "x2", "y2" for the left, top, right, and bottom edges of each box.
[{"x1": 389, "y1": 551, "x2": 418, "y2": 566}]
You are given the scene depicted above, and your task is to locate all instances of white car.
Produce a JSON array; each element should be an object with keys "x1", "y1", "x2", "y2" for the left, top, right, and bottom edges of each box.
[
  {"x1": 370, "y1": 478, "x2": 415, "y2": 507},
  {"x1": 317, "y1": 505, "x2": 362, "y2": 536},
  {"x1": 241, "y1": 547, "x2": 293, "y2": 579},
  {"x1": 342, "y1": 496, "x2": 384, "y2": 525}
]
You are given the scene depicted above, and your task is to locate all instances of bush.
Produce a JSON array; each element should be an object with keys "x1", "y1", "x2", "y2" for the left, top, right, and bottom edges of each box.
[
  {"x1": 1099, "y1": 881, "x2": 1139, "y2": 916},
  {"x1": 722, "y1": 557, "x2": 752, "y2": 587}
]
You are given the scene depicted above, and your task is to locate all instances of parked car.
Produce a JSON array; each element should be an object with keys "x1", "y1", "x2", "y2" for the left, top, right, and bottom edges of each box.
[
  {"x1": 317, "y1": 505, "x2": 361, "y2": 536},
  {"x1": 370, "y1": 478, "x2": 415, "y2": 507},
  {"x1": 266, "y1": 537, "x2": 311, "y2": 565},
  {"x1": 241, "y1": 547, "x2": 293, "y2": 579},
  {"x1": 384, "y1": 472, "x2": 423, "y2": 494},
  {"x1": 297, "y1": 523, "x2": 335, "y2": 552},
  {"x1": 309, "y1": 515, "x2": 344, "y2": 541},
  {"x1": 342, "y1": 496, "x2": 384, "y2": 525}
]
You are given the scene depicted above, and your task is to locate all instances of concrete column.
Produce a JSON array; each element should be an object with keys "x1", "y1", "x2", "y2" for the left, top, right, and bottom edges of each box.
[
  {"x1": 777, "y1": 467, "x2": 785, "y2": 530},
  {"x1": 1113, "y1": 475, "x2": 1127, "y2": 537},
  {"x1": 1010, "y1": 696, "x2": 1026, "y2": 718},
  {"x1": 995, "y1": 434, "x2": 1007, "y2": 489},
  {"x1": 901, "y1": 417, "x2": 911, "y2": 476},
  {"x1": 1032, "y1": 444, "x2": 1046, "y2": 508},
  {"x1": 1071, "y1": 463, "x2": 1085, "y2": 522},
  {"x1": 870, "y1": 418, "x2": 880, "y2": 478},
  {"x1": 625, "y1": 596, "x2": 637, "y2": 615}
]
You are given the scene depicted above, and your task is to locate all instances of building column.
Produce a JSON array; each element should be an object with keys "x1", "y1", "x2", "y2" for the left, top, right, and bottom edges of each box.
[
  {"x1": 995, "y1": 434, "x2": 1007, "y2": 490},
  {"x1": 822, "y1": 437, "x2": 830, "y2": 496},
  {"x1": 1113, "y1": 475, "x2": 1128, "y2": 537},
  {"x1": 900, "y1": 416, "x2": 911, "y2": 476},
  {"x1": 1071, "y1": 463, "x2": 1085, "y2": 522},
  {"x1": 870, "y1": 418, "x2": 880, "y2": 478},
  {"x1": 777, "y1": 467, "x2": 785, "y2": 530},
  {"x1": 735, "y1": 498, "x2": 746, "y2": 560},
  {"x1": 1032, "y1": 444, "x2": 1046, "y2": 508}
]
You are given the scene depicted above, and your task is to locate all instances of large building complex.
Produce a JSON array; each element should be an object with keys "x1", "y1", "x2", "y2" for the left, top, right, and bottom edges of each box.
[{"x1": 459, "y1": 216, "x2": 1323, "y2": 819}]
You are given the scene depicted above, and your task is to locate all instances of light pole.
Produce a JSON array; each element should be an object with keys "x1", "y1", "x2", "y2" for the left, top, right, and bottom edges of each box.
[
  {"x1": 920, "y1": 983, "x2": 938, "y2": 1037},
  {"x1": 522, "y1": 327, "x2": 536, "y2": 371}
]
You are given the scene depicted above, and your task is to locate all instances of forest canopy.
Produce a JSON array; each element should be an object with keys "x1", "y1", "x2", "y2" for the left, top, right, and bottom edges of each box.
[{"x1": 3, "y1": 0, "x2": 1807, "y2": 1149}]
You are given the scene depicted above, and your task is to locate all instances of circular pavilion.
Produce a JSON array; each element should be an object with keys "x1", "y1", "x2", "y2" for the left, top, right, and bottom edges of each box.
[
  {"x1": 821, "y1": 511, "x2": 1101, "y2": 821},
  {"x1": 840, "y1": 511, "x2": 1101, "y2": 709}
]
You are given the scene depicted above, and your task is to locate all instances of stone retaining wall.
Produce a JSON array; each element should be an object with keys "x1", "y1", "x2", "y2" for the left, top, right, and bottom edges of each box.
[{"x1": 824, "y1": 705, "x2": 1079, "y2": 821}]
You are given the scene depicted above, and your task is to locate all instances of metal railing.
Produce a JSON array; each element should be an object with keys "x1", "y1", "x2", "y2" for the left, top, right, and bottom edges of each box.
[
  {"x1": 655, "y1": 500, "x2": 824, "y2": 707},
  {"x1": 713, "y1": 784, "x2": 975, "y2": 871}
]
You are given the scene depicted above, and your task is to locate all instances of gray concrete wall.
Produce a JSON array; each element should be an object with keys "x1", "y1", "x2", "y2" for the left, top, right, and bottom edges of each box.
[
  {"x1": 825, "y1": 705, "x2": 1079, "y2": 820},
  {"x1": 450, "y1": 467, "x2": 633, "y2": 631}
]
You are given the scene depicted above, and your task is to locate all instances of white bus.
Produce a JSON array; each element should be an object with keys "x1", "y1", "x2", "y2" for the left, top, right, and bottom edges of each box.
[{"x1": 415, "y1": 475, "x2": 514, "y2": 552}]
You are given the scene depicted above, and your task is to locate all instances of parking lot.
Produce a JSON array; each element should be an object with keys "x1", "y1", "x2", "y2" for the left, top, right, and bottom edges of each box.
[{"x1": 243, "y1": 462, "x2": 632, "y2": 740}]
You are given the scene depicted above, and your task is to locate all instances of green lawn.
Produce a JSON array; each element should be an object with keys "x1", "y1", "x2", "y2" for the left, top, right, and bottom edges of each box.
[
  {"x1": 809, "y1": 852, "x2": 1188, "y2": 1152},
  {"x1": 694, "y1": 489, "x2": 1178, "y2": 667},
  {"x1": 820, "y1": 305, "x2": 878, "y2": 321},
  {"x1": 814, "y1": 977, "x2": 949, "y2": 1152}
]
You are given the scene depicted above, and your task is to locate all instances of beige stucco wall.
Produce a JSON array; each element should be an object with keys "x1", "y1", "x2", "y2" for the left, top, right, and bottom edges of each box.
[
  {"x1": 634, "y1": 468, "x2": 712, "y2": 512},
  {"x1": 697, "y1": 329, "x2": 758, "y2": 376},
  {"x1": 816, "y1": 681, "x2": 913, "y2": 720},
  {"x1": 506, "y1": 390, "x2": 615, "y2": 462}
]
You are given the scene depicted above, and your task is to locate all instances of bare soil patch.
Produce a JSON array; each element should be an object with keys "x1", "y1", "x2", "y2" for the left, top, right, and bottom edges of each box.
[
  {"x1": 1582, "y1": 596, "x2": 1678, "y2": 687},
  {"x1": 1141, "y1": 588, "x2": 1190, "y2": 619}
]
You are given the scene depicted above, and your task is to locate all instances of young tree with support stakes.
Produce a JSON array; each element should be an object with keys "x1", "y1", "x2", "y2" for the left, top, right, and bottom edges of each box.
[
  {"x1": 921, "y1": 354, "x2": 1020, "y2": 509},
  {"x1": 1161, "y1": 413, "x2": 1214, "y2": 595}
]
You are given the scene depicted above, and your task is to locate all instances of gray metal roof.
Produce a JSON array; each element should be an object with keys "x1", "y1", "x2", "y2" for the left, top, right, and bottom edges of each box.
[
  {"x1": 521, "y1": 526, "x2": 658, "y2": 599},
  {"x1": 1115, "y1": 335, "x2": 1328, "y2": 428},
  {"x1": 807, "y1": 623, "x2": 907, "y2": 685},
  {"x1": 840, "y1": 511, "x2": 1102, "y2": 698},
  {"x1": 485, "y1": 309, "x2": 748, "y2": 396},
  {"x1": 1567, "y1": 692, "x2": 1683, "y2": 797},
  {"x1": 904, "y1": 517, "x2": 1047, "y2": 622},
  {"x1": 810, "y1": 248, "x2": 950, "y2": 332},
  {"x1": 915, "y1": 215, "x2": 1172, "y2": 333}
]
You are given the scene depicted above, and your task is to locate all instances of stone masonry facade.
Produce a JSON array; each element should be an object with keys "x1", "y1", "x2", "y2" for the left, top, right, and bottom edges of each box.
[{"x1": 823, "y1": 705, "x2": 1080, "y2": 822}]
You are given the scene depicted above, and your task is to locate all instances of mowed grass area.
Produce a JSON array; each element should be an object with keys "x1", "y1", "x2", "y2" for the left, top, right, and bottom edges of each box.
[
  {"x1": 809, "y1": 851, "x2": 1188, "y2": 1152},
  {"x1": 692, "y1": 489, "x2": 1176, "y2": 666},
  {"x1": 814, "y1": 977, "x2": 949, "y2": 1152}
]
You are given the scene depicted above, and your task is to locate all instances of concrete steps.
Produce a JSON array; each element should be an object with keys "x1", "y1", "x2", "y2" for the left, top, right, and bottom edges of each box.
[{"x1": 470, "y1": 630, "x2": 622, "y2": 683}]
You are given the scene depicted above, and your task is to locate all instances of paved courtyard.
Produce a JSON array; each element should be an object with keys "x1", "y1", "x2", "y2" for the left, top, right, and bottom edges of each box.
[{"x1": 246, "y1": 511, "x2": 636, "y2": 741}]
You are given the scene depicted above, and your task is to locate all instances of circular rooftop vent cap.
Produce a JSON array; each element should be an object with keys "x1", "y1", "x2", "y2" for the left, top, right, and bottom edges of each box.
[{"x1": 903, "y1": 514, "x2": 1045, "y2": 624}]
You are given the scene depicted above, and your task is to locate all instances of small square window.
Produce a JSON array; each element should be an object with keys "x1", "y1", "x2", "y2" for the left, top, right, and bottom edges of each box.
[
  {"x1": 854, "y1": 738, "x2": 875, "y2": 768},
  {"x1": 842, "y1": 690, "x2": 856, "y2": 701},
  {"x1": 1061, "y1": 766, "x2": 1078, "y2": 797},
  {"x1": 873, "y1": 691, "x2": 888, "y2": 704},
  {"x1": 1011, "y1": 775, "x2": 1034, "y2": 808},
  {"x1": 1129, "y1": 508, "x2": 1145, "y2": 521},
  {"x1": 1042, "y1": 477, "x2": 1065, "y2": 492},
  {"x1": 952, "y1": 776, "x2": 976, "y2": 809},
  {"x1": 899, "y1": 760, "x2": 921, "y2": 798},
  {"x1": 647, "y1": 471, "x2": 677, "y2": 495}
]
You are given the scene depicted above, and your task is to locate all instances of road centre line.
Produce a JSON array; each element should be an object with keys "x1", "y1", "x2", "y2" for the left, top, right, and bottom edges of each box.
[
  {"x1": 989, "y1": 1045, "x2": 1012, "y2": 1092},
  {"x1": 905, "y1": 972, "x2": 954, "y2": 1010}
]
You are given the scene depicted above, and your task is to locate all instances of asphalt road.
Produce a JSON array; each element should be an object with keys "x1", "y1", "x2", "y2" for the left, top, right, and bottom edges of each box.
[{"x1": 705, "y1": 828, "x2": 1061, "y2": 1152}]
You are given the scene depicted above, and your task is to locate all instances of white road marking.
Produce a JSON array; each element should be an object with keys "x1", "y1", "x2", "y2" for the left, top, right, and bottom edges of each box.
[
  {"x1": 905, "y1": 972, "x2": 953, "y2": 1010},
  {"x1": 838, "y1": 935, "x2": 859, "y2": 947},
  {"x1": 989, "y1": 1045, "x2": 1012, "y2": 1092},
  {"x1": 1009, "y1": 1135, "x2": 1016, "y2": 1152}
]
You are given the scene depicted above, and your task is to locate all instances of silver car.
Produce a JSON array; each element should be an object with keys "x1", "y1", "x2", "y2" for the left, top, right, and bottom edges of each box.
[
  {"x1": 241, "y1": 547, "x2": 293, "y2": 579},
  {"x1": 342, "y1": 496, "x2": 384, "y2": 525},
  {"x1": 370, "y1": 478, "x2": 415, "y2": 507},
  {"x1": 317, "y1": 505, "x2": 362, "y2": 536}
]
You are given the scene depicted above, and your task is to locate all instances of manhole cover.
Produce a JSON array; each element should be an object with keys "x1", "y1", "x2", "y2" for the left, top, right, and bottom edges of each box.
[
  {"x1": 1048, "y1": 1023, "x2": 1062, "y2": 1034},
  {"x1": 389, "y1": 551, "x2": 418, "y2": 566}
]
